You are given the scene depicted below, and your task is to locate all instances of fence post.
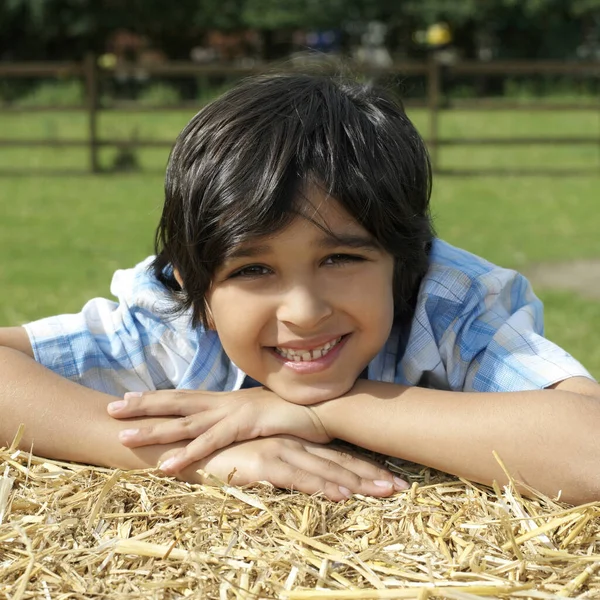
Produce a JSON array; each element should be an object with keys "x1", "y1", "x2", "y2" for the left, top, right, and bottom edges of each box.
[
  {"x1": 84, "y1": 53, "x2": 99, "y2": 174},
  {"x1": 427, "y1": 55, "x2": 441, "y2": 170}
]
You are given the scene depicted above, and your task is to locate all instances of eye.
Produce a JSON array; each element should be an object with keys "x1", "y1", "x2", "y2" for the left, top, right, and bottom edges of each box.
[
  {"x1": 322, "y1": 254, "x2": 366, "y2": 267},
  {"x1": 229, "y1": 265, "x2": 272, "y2": 279}
]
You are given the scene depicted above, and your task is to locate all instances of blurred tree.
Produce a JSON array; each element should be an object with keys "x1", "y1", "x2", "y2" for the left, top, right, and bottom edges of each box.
[
  {"x1": 403, "y1": 0, "x2": 600, "y2": 59},
  {"x1": 0, "y1": 0, "x2": 246, "y2": 60},
  {"x1": 241, "y1": 0, "x2": 375, "y2": 58},
  {"x1": 1, "y1": 0, "x2": 598, "y2": 61}
]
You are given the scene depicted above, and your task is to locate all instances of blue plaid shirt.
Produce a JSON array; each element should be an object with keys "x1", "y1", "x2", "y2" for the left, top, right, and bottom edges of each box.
[{"x1": 24, "y1": 239, "x2": 594, "y2": 397}]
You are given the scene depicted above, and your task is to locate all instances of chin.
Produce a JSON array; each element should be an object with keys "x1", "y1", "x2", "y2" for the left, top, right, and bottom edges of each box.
[{"x1": 273, "y1": 379, "x2": 356, "y2": 406}]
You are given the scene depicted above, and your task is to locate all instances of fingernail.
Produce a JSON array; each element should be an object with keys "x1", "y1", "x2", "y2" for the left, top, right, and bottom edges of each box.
[
  {"x1": 118, "y1": 428, "x2": 138, "y2": 441},
  {"x1": 338, "y1": 486, "x2": 352, "y2": 498},
  {"x1": 393, "y1": 476, "x2": 410, "y2": 490},
  {"x1": 373, "y1": 480, "x2": 393, "y2": 489},
  {"x1": 124, "y1": 391, "x2": 143, "y2": 400},
  {"x1": 108, "y1": 400, "x2": 127, "y2": 412},
  {"x1": 159, "y1": 457, "x2": 178, "y2": 473}
]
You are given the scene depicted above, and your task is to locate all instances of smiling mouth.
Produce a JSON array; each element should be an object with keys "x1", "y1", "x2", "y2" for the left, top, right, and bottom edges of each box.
[{"x1": 273, "y1": 336, "x2": 345, "y2": 362}]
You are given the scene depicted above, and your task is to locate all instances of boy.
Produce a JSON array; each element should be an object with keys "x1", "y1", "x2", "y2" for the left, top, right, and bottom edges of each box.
[{"x1": 1, "y1": 73, "x2": 599, "y2": 504}]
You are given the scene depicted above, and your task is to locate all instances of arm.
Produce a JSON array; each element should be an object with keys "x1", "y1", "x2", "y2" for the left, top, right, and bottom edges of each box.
[
  {"x1": 0, "y1": 328, "x2": 404, "y2": 500},
  {"x1": 314, "y1": 378, "x2": 600, "y2": 504},
  {"x1": 113, "y1": 375, "x2": 600, "y2": 504},
  {"x1": 0, "y1": 327, "x2": 186, "y2": 470},
  {"x1": 107, "y1": 260, "x2": 599, "y2": 502}
]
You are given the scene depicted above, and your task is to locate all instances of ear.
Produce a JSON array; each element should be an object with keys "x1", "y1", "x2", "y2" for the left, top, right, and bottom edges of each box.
[
  {"x1": 204, "y1": 302, "x2": 216, "y2": 330},
  {"x1": 174, "y1": 268, "x2": 216, "y2": 330},
  {"x1": 173, "y1": 268, "x2": 184, "y2": 289}
]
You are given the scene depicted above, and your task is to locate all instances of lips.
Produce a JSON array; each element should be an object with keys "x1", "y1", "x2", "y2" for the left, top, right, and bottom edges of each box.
[
  {"x1": 267, "y1": 334, "x2": 350, "y2": 374},
  {"x1": 274, "y1": 336, "x2": 343, "y2": 362}
]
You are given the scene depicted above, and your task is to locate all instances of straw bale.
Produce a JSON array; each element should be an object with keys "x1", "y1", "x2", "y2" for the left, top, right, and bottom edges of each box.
[{"x1": 1, "y1": 446, "x2": 599, "y2": 599}]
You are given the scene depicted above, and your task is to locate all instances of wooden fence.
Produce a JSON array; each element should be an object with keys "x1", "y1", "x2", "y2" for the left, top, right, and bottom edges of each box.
[{"x1": 0, "y1": 55, "x2": 598, "y2": 176}]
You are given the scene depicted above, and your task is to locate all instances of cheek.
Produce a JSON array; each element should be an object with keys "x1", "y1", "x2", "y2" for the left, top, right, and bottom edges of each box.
[
  {"x1": 209, "y1": 290, "x2": 271, "y2": 349},
  {"x1": 360, "y1": 274, "x2": 395, "y2": 343},
  {"x1": 340, "y1": 268, "x2": 394, "y2": 323}
]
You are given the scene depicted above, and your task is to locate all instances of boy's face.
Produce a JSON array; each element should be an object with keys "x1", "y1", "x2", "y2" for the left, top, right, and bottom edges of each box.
[{"x1": 206, "y1": 187, "x2": 395, "y2": 405}]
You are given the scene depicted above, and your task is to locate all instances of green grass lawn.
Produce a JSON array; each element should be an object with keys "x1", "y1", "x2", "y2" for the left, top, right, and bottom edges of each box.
[
  {"x1": 0, "y1": 108, "x2": 598, "y2": 378},
  {"x1": 0, "y1": 108, "x2": 597, "y2": 171}
]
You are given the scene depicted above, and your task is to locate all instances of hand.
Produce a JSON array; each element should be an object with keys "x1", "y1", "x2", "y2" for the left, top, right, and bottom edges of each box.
[
  {"x1": 172, "y1": 435, "x2": 409, "y2": 501},
  {"x1": 107, "y1": 388, "x2": 331, "y2": 473}
]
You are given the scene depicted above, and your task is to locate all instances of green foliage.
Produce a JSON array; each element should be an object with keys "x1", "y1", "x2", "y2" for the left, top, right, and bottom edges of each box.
[
  {"x1": 1, "y1": 0, "x2": 599, "y2": 61},
  {"x1": 242, "y1": 0, "x2": 364, "y2": 29},
  {"x1": 403, "y1": 0, "x2": 600, "y2": 23},
  {"x1": 402, "y1": 0, "x2": 600, "y2": 59},
  {"x1": 0, "y1": 80, "x2": 31, "y2": 104},
  {"x1": 196, "y1": 81, "x2": 236, "y2": 106},
  {"x1": 0, "y1": 0, "x2": 246, "y2": 60},
  {"x1": 18, "y1": 79, "x2": 84, "y2": 107},
  {"x1": 110, "y1": 145, "x2": 141, "y2": 172},
  {"x1": 447, "y1": 84, "x2": 477, "y2": 99},
  {"x1": 107, "y1": 126, "x2": 142, "y2": 173},
  {"x1": 503, "y1": 76, "x2": 598, "y2": 101},
  {"x1": 138, "y1": 83, "x2": 181, "y2": 107}
]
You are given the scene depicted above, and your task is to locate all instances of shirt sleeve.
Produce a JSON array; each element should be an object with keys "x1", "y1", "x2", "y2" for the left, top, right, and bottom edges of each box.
[
  {"x1": 439, "y1": 267, "x2": 595, "y2": 392},
  {"x1": 23, "y1": 258, "x2": 197, "y2": 397}
]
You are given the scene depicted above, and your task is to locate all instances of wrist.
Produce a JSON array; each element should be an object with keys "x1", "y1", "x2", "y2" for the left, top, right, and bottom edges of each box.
[
  {"x1": 311, "y1": 379, "x2": 410, "y2": 444},
  {"x1": 311, "y1": 396, "x2": 345, "y2": 440}
]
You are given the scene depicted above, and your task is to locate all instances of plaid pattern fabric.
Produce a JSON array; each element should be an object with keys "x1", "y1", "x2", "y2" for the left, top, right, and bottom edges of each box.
[{"x1": 24, "y1": 240, "x2": 593, "y2": 398}]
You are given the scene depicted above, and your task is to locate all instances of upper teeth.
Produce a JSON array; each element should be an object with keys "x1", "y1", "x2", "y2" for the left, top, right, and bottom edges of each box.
[{"x1": 275, "y1": 337, "x2": 342, "y2": 362}]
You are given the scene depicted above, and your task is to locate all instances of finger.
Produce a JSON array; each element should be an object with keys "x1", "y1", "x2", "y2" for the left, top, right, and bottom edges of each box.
[
  {"x1": 277, "y1": 444, "x2": 395, "y2": 499},
  {"x1": 107, "y1": 390, "x2": 214, "y2": 418},
  {"x1": 265, "y1": 457, "x2": 352, "y2": 502},
  {"x1": 304, "y1": 443, "x2": 410, "y2": 492},
  {"x1": 118, "y1": 411, "x2": 223, "y2": 448},
  {"x1": 158, "y1": 419, "x2": 243, "y2": 474},
  {"x1": 180, "y1": 452, "x2": 349, "y2": 502}
]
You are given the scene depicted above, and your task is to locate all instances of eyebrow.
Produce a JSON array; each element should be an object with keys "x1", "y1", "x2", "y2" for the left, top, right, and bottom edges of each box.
[{"x1": 225, "y1": 232, "x2": 381, "y2": 261}]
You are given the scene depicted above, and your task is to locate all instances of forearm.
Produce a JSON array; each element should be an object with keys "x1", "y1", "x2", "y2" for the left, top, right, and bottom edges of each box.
[
  {"x1": 0, "y1": 347, "x2": 192, "y2": 475},
  {"x1": 314, "y1": 380, "x2": 600, "y2": 504}
]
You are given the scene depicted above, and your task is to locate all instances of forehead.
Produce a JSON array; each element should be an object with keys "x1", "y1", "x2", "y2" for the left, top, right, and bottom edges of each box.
[
  {"x1": 288, "y1": 180, "x2": 374, "y2": 237},
  {"x1": 295, "y1": 189, "x2": 365, "y2": 233},
  {"x1": 222, "y1": 190, "x2": 378, "y2": 262},
  {"x1": 243, "y1": 194, "x2": 369, "y2": 249}
]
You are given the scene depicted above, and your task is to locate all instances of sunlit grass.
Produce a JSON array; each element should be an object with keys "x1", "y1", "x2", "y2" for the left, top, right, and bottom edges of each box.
[{"x1": 0, "y1": 108, "x2": 597, "y2": 172}]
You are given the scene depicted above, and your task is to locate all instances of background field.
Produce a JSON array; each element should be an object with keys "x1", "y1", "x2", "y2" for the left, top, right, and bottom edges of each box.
[{"x1": 1, "y1": 108, "x2": 599, "y2": 378}]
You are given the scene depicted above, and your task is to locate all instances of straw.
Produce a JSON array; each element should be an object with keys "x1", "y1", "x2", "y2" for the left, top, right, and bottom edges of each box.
[{"x1": 1, "y1": 443, "x2": 598, "y2": 599}]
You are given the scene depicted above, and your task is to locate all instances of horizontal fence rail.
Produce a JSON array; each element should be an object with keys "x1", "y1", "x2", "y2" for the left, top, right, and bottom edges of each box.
[{"x1": 0, "y1": 55, "x2": 598, "y2": 176}]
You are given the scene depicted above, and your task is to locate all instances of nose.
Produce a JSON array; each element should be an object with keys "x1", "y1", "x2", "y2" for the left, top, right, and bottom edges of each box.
[{"x1": 276, "y1": 283, "x2": 333, "y2": 330}]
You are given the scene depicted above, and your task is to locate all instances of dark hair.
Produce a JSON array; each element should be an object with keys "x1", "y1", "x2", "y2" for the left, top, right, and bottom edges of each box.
[{"x1": 153, "y1": 72, "x2": 434, "y2": 327}]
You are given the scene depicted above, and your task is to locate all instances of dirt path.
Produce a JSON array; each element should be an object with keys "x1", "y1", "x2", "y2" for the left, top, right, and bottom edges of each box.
[{"x1": 525, "y1": 259, "x2": 600, "y2": 300}]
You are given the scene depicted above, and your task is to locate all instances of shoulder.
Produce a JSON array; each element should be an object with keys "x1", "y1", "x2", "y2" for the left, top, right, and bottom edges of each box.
[
  {"x1": 396, "y1": 240, "x2": 593, "y2": 391},
  {"x1": 416, "y1": 239, "x2": 541, "y2": 340},
  {"x1": 422, "y1": 239, "x2": 536, "y2": 308},
  {"x1": 423, "y1": 239, "x2": 518, "y2": 301},
  {"x1": 107, "y1": 257, "x2": 189, "y2": 330},
  {"x1": 109, "y1": 257, "x2": 171, "y2": 310},
  {"x1": 110, "y1": 259, "x2": 245, "y2": 391},
  {"x1": 25, "y1": 256, "x2": 193, "y2": 356},
  {"x1": 23, "y1": 257, "x2": 233, "y2": 393}
]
